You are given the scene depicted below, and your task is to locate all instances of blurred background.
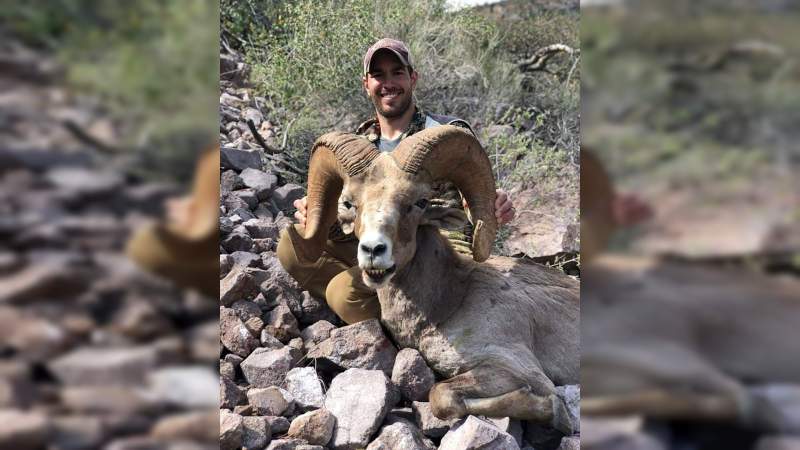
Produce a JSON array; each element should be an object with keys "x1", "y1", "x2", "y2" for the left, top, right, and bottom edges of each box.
[
  {"x1": 581, "y1": 0, "x2": 800, "y2": 449},
  {"x1": 1, "y1": 1, "x2": 219, "y2": 449}
]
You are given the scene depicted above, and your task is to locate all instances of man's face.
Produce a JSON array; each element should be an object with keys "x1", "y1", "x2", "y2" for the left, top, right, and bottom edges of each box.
[{"x1": 363, "y1": 50, "x2": 417, "y2": 119}]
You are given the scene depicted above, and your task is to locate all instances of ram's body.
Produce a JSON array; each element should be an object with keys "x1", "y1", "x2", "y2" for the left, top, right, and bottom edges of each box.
[{"x1": 290, "y1": 126, "x2": 580, "y2": 432}]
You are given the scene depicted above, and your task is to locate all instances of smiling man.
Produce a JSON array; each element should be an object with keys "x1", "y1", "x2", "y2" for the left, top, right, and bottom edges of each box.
[{"x1": 277, "y1": 38, "x2": 515, "y2": 324}]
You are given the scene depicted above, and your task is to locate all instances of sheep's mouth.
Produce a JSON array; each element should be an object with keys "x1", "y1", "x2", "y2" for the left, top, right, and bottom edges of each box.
[{"x1": 363, "y1": 265, "x2": 396, "y2": 282}]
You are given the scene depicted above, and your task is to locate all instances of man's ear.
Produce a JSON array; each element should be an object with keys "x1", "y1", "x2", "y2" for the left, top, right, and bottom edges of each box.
[
  {"x1": 362, "y1": 76, "x2": 369, "y2": 95},
  {"x1": 410, "y1": 70, "x2": 418, "y2": 90}
]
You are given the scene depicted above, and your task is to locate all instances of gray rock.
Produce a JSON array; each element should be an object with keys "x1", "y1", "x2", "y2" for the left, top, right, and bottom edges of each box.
[
  {"x1": 221, "y1": 170, "x2": 245, "y2": 194},
  {"x1": 231, "y1": 299, "x2": 263, "y2": 320},
  {"x1": 325, "y1": 368, "x2": 398, "y2": 450},
  {"x1": 300, "y1": 320, "x2": 336, "y2": 353},
  {"x1": 366, "y1": 420, "x2": 436, "y2": 450},
  {"x1": 264, "y1": 304, "x2": 301, "y2": 343},
  {"x1": 220, "y1": 266, "x2": 257, "y2": 306},
  {"x1": 307, "y1": 319, "x2": 397, "y2": 376},
  {"x1": 220, "y1": 307, "x2": 259, "y2": 358},
  {"x1": 296, "y1": 446, "x2": 325, "y2": 450},
  {"x1": 59, "y1": 386, "x2": 157, "y2": 415},
  {"x1": 222, "y1": 232, "x2": 255, "y2": 253},
  {"x1": 230, "y1": 251, "x2": 262, "y2": 269},
  {"x1": 288, "y1": 409, "x2": 335, "y2": 446},
  {"x1": 266, "y1": 416, "x2": 291, "y2": 435},
  {"x1": 150, "y1": 410, "x2": 218, "y2": 442},
  {"x1": 222, "y1": 192, "x2": 251, "y2": 213},
  {"x1": 220, "y1": 360, "x2": 236, "y2": 381},
  {"x1": 235, "y1": 188, "x2": 259, "y2": 210},
  {"x1": 221, "y1": 377, "x2": 245, "y2": 409},
  {"x1": 46, "y1": 167, "x2": 123, "y2": 197},
  {"x1": 148, "y1": 366, "x2": 218, "y2": 409},
  {"x1": 234, "y1": 404, "x2": 254, "y2": 416},
  {"x1": 0, "y1": 362, "x2": 34, "y2": 408},
  {"x1": 556, "y1": 384, "x2": 580, "y2": 434},
  {"x1": 222, "y1": 146, "x2": 263, "y2": 172},
  {"x1": 242, "y1": 416, "x2": 271, "y2": 450},
  {"x1": 261, "y1": 330, "x2": 285, "y2": 349},
  {"x1": 271, "y1": 184, "x2": 305, "y2": 212},
  {"x1": 285, "y1": 367, "x2": 325, "y2": 410},
  {"x1": 391, "y1": 348, "x2": 435, "y2": 402},
  {"x1": 49, "y1": 345, "x2": 158, "y2": 386},
  {"x1": 241, "y1": 347, "x2": 298, "y2": 388},
  {"x1": 266, "y1": 439, "x2": 308, "y2": 450},
  {"x1": 0, "y1": 410, "x2": 48, "y2": 450},
  {"x1": 412, "y1": 401, "x2": 458, "y2": 438},
  {"x1": 0, "y1": 306, "x2": 67, "y2": 361},
  {"x1": 299, "y1": 292, "x2": 339, "y2": 326},
  {"x1": 748, "y1": 383, "x2": 800, "y2": 433},
  {"x1": 248, "y1": 386, "x2": 294, "y2": 416},
  {"x1": 221, "y1": 409, "x2": 244, "y2": 450},
  {"x1": 439, "y1": 416, "x2": 520, "y2": 450},
  {"x1": 245, "y1": 316, "x2": 265, "y2": 337},
  {"x1": 220, "y1": 254, "x2": 234, "y2": 278},
  {"x1": 487, "y1": 417, "x2": 524, "y2": 448},
  {"x1": 756, "y1": 436, "x2": 800, "y2": 450},
  {"x1": 105, "y1": 436, "x2": 216, "y2": 450},
  {"x1": 51, "y1": 415, "x2": 106, "y2": 450},
  {"x1": 558, "y1": 435, "x2": 580, "y2": 450},
  {"x1": 241, "y1": 168, "x2": 279, "y2": 200},
  {"x1": 244, "y1": 218, "x2": 281, "y2": 240}
]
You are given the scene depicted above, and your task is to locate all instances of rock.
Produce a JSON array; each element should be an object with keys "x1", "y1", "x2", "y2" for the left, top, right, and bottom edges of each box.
[
  {"x1": 49, "y1": 345, "x2": 158, "y2": 386},
  {"x1": 0, "y1": 362, "x2": 34, "y2": 408},
  {"x1": 285, "y1": 367, "x2": 325, "y2": 411},
  {"x1": 756, "y1": 436, "x2": 800, "y2": 450},
  {"x1": 221, "y1": 170, "x2": 245, "y2": 194},
  {"x1": 230, "y1": 251, "x2": 262, "y2": 269},
  {"x1": 299, "y1": 292, "x2": 339, "y2": 326},
  {"x1": 580, "y1": 416, "x2": 665, "y2": 450},
  {"x1": 391, "y1": 348, "x2": 435, "y2": 402},
  {"x1": 264, "y1": 304, "x2": 300, "y2": 343},
  {"x1": 188, "y1": 321, "x2": 220, "y2": 363},
  {"x1": 487, "y1": 417, "x2": 524, "y2": 448},
  {"x1": 271, "y1": 184, "x2": 305, "y2": 212},
  {"x1": 240, "y1": 168, "x2": 278, "y2": 200},
  {"x1": 150, "y1": 410, "x2": 218, "y2": 442},
  {"x1": 0, "y1": 257, "x2": 90, "y2": 304},
  {"x1": 245, "y1": 316, "x2": 265, "y2": 336},
  {"x1": 439, "y1": 416, "x2": 520, "y2": 450},
  {"x1": 267, "y1": 439, "x2": 308, "y2": 450},
  {"x1": 300, "y1": 320, "x2": 336, "y2": 353},
  {"x1": 242, "y1": 416, "x2": 271, "y2": 450},
  {"x1": 105, "y1": 436, "x2": 215, "y2": 450},
  {"x1": 220, "y1": 266, "x2": 257, "y2": 306},
  {"x1": 412, "y1": 402, "x2": 458, "y2": 438},
  {"x1": 288, "y1": 409, "x2": 335, "y2": 446},
  {"x1": 59, "y1": 386, "x2": 157, "y2": 415},
  {"x1": 366, "y1": 420, "x2": 435, "y2": 450},
  {"x1": 220, "y1": 307, "x2": 259, "y2": 358},
  {"x1": 110, "y1": 299, "x2": 173, "y2": 341},
  {"x1": 51, "y1": 415, "x2": 106, "y2": 450},
  {"x1": 220, "y1": 360, "x2": 236, "y2": 381},
  {"x1": 0, "y1": 409, "x2": 48, "y2": 450},
  {"x1": 386, "y1": 407, "x2": 416, "y2": 424},
  {"x1": 221, "y1": 377, "x2": 245, "y2": 409},
  {"x1": 234, "y1": 404, "x2": 253, "y2": 416},
  {"x1": 220, "y1": 409, "x2": 244, "y2": 450},
  {"x1": 235, "y1": 188, "x2": 259, "y2": 210},
  {"x1": 558, "y1": 436, "x2": 580, "y2": 450},
  {"x1": 241, "y1": 347, "x2": 298, "y2": 388},
  {"x1": 325, "y1": 368, "x2": 397, "y2": 450},
  {"x1": 244, "y1": 218, "x2": 281, "y2": 240},
  {"x1": 502, "y1": 187, "x2": 579, "y2": 258},
  {"x1": 46, "y1": 167, "x2": 123, "y2": 198},
  {"x1": 247, "y1": 386, "x2": 294, "y2": 416},
  {"x1": 231, "y1": 299, "x2": 263, "y2": 321},
  {"x1": 148, "y1": 366, "x2": 218, "y2": 409},
  {"x1": 307, "y1": 319, "x2": 397, "y2": 376},
  {"x1": 261, "y1": 330, "x2": 285, "y2": 349},
  {"x1": 222, "y1": 147, "x2": 263, "y2": 172},
  {"x1": 266, "y1": 416, "x2": 291, "y2": 435},
  {"x1": 0, "y1": 306, "x2": 68, "y2": 361},
  {"x1": 556, "y1": 384, "x2": 580, "y2": 434},
  {"x1": 748, "y1": 383, "x2": 800, "y2": 433},
  {"x1": 222, "y1": 232, "x2": 255, "y2": 253}
]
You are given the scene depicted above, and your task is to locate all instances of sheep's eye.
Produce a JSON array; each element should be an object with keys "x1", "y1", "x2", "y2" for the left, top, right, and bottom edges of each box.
[
  {"x1": 414, "y1": 199, "x2": 429, "y2": 209},
  {"x1": 343, "y1": 201, "x2": 354, "y2": 209}
]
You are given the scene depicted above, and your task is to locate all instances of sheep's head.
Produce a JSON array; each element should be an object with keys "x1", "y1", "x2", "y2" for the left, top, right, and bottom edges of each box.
[{"x1": 289, "y1": 125, "x2": 497, "y2": 289}]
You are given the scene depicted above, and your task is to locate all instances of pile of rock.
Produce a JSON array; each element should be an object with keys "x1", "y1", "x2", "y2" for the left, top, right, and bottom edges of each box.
[
  {"x1": 1, "y1": 42, "x2": 218, "y2": 450},
  {"x1": 218, "y1": 115, "x2": 581, "y2": 450}
]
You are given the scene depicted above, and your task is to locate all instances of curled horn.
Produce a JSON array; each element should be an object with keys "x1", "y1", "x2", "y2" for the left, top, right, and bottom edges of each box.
[
  {"x1": 391, "y1": 125, "x2": 496, "y2": 262},
  {"x1": 288, "y1": 132, "x2": 380, "y2": 263}
]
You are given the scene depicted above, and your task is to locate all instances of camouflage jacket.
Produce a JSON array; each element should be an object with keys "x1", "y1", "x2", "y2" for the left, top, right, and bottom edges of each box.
[{"x1": 330, "y1": 105, "x2": 476, "y2": 255}]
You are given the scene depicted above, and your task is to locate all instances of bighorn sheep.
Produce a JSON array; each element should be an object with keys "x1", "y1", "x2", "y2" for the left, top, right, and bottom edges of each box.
[{"x1": 289, "y1": 125, "x2": 580, "y2": 432}]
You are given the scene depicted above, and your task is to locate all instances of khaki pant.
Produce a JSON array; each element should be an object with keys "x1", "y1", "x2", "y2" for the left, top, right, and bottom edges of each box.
[{"x1": 277, "y1": 224, "x2": 379, "y2": 324}]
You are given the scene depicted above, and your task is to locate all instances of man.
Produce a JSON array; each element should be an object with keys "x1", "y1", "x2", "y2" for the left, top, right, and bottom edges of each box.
[{"x1": 277, "y1": 38, "x2": 515, "y2": 324}]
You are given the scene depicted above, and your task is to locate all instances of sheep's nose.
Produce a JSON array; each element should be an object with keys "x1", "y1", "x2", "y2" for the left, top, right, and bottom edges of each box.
[{"x1": 360, "y1": 243, "x2": 387, "y2": 257}]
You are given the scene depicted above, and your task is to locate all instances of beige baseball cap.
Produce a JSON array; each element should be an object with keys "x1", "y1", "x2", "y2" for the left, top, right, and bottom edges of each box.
[{"x1": 363, "y1": 38, "x2": 413, "y2": 76}]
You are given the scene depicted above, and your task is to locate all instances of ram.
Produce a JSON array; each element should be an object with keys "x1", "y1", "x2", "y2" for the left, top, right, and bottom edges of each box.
[{"x1": 289, "y1": 125, "x2": 580, "y2": 432}]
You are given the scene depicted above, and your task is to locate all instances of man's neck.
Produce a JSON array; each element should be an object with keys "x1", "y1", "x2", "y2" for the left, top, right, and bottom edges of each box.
[{"x1": 376, "y1": 103, "x2": 417, "y2": 141}]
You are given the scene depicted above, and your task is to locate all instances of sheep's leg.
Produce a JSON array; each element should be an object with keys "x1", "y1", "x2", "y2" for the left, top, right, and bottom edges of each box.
[
  {"x1": 429, "y1": 365, "x2": 575, "y2": 433},
  {"x1": 581, "y1": 389, "x2": 740, "y2": 421}
]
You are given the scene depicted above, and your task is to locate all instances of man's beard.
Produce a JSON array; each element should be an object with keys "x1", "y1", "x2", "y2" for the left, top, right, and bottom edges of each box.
[{"x1": 370, "y1": 91, "x2": 413, "y2": 119}]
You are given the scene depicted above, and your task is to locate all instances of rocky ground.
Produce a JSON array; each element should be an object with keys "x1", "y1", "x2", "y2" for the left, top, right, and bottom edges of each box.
[
  {"x1": 218, "y1": 51, "x2": 581, "y2": 449},
  {"x1": 0, "y1": 40, "x2": 218, "y2": 449}
]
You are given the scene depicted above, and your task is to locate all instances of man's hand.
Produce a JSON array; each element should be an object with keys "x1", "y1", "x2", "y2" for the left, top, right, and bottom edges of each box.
[
  {"x1": 495, "y1": 189, "x2": 515, "y2": 225},
  {"x1": 462, "y1": 189, "x2": 516, "y2": 225},
  {"x1": 293, "y1": 196, "x2": 308, "y2": 225}
]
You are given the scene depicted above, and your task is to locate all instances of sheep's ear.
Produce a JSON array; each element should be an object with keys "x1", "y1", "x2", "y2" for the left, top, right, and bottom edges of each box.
[{"x1": 420, "y1": 206, "x2": 468, "y2": 229}]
